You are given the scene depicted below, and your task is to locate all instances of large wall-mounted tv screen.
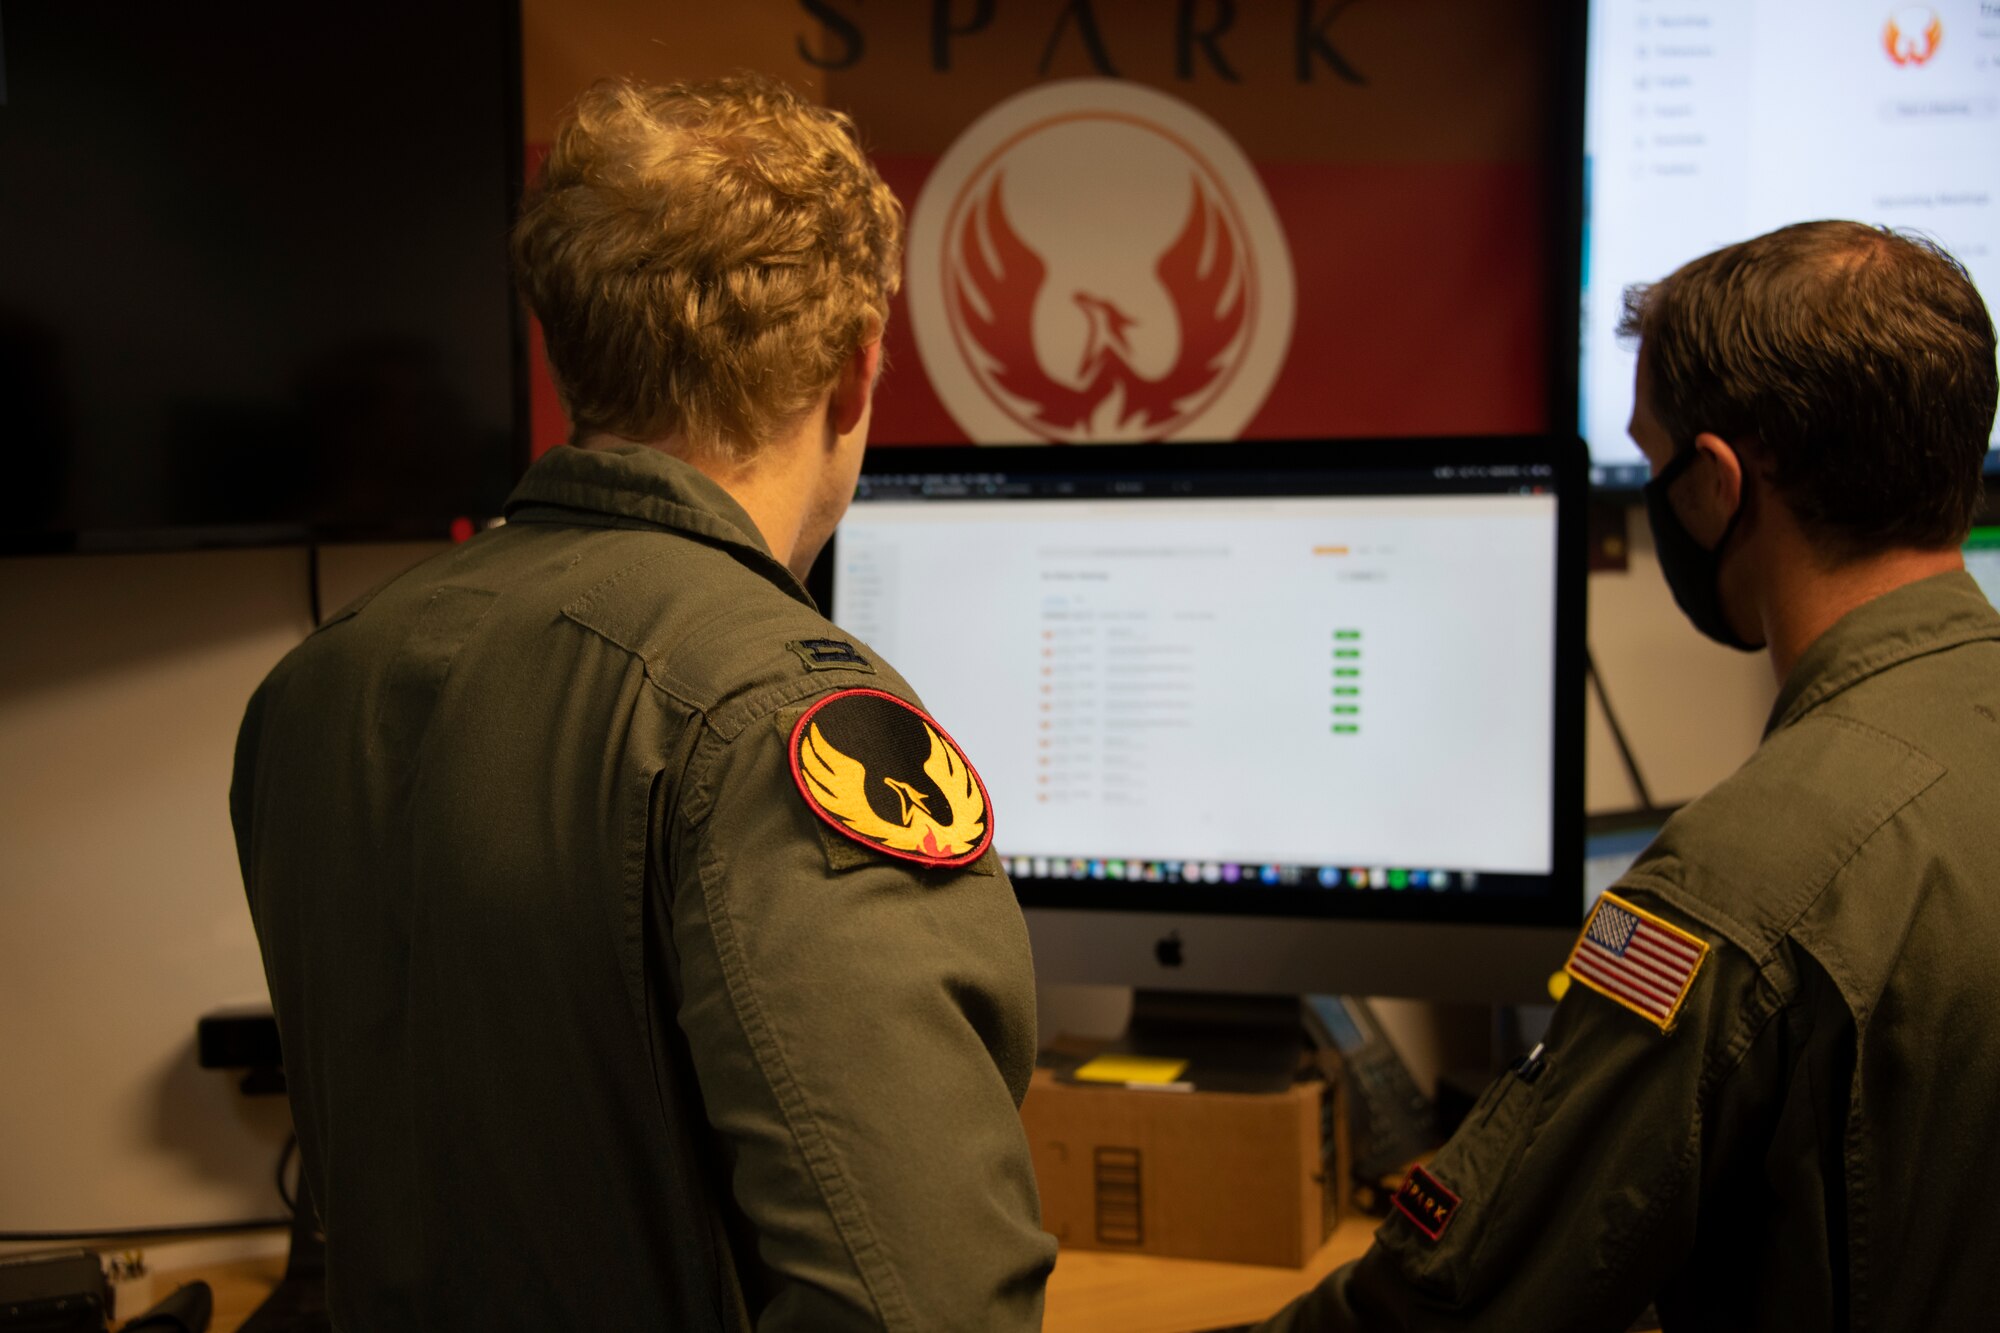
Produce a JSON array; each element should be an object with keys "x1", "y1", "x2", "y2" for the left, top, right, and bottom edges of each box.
[
  {"x1": 0, "y1": 2, "x2": 526, "y2": 552},
  {"x1": 1578, "y1": 0, "x2": 1999, "y2": 488}
]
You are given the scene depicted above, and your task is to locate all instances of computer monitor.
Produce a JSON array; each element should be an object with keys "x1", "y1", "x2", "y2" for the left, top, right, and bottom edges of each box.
[
  {"x1": 809, "y1": 437, "x2": 1587, "y2": 1004},
  {"x1": 1966, "y1": 525, "x2": 2000, "y2": 608},
  {"x1": 1585, "y1": 808, "x2": 1677, "y2": 912},
  {"x1": 1576, "y1": 0, "x2": 2000, "y2": 488}
]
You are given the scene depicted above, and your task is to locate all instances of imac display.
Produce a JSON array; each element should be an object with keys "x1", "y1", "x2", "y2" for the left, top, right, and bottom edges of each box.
[
  {"x1": 812, "y1": 439, "x2": 1586, "y2": 1003},
  {"x1": 1579, "y1": 0, "x2": 2000, "y2": 487}
]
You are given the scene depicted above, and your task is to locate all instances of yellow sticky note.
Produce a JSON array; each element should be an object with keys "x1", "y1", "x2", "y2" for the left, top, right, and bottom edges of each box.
[{"x1": 1072, "y1": 1055, "x2": 1190, "y2": 1085}]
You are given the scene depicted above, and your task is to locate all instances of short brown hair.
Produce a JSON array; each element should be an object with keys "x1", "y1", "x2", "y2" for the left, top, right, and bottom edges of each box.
[
  {"x1": 1619, "y1": 221, "x2": 1996, "y2": 551},
  {"x1": 512, "y1": 74, "x2": 904, "y2": 461}
]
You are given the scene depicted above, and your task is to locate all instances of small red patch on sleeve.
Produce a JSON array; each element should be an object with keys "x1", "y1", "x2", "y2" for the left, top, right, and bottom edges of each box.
[{"x1": 1392, "y1": 1164, "x2": 1461, "y2": 1243}]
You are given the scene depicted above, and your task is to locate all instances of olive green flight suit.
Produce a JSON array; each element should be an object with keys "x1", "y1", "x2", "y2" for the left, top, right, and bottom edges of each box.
[
  {"x1": 1261, "y1": 571, "x2": 2000, "y2": 1332},
  {"x1": 231, "y1": 444, "x2": 1055, "y2": 1331}
]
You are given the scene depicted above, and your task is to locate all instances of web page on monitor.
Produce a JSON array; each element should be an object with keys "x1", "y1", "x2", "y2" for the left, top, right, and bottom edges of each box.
[
  {"x1": 1581, "y1": 0, "x2": 2000, "y2": 480},
  {"x1": 832, "y1": 493, "x2": 1558, "y2": 878}
]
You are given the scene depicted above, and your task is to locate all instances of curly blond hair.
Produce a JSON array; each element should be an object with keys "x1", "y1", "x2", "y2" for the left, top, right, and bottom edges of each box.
[{"x1": 512, "y1": 74, "x2": 904, "y2": 461}]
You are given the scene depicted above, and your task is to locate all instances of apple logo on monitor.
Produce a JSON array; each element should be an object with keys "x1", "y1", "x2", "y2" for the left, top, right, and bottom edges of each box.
[{"x1": 1154, "y1": 931, "x2": 1185, "y2": 968}]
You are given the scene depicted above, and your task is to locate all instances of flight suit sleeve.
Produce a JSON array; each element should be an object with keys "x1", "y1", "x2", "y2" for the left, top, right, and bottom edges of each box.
[
  {"x1": 228, "y1": 681, "x2": 267, "y2": 891},
  {"x1": 664, "y1": 693, "x2": 1056, "y2": 1332},
  {"x1": 1256, "y1": 889, "x2": 1784, "y2": 1333}
]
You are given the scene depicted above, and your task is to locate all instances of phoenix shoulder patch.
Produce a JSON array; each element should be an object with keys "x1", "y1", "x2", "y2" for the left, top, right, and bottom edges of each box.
[
  {"x1": 1564, "y1": 892, "x2": 1709, "y2": 1032},
  {"x1": 789, "y1": 688, "x2": 994, "y2": 868}
]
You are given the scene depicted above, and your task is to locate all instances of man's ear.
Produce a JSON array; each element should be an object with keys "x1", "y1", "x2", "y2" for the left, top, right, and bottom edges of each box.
[
  {"x1": 830, "y1": 340, "x2": 882, "y2": 438},
  {"x1": 1683, "y1": 431, "x2": 1746, "y2": 547}
]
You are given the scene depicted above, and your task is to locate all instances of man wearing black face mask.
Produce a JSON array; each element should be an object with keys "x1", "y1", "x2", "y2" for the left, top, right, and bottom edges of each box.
[{"x1": 1258, "y1": 221, "x2": 2000, "y2": 1332}]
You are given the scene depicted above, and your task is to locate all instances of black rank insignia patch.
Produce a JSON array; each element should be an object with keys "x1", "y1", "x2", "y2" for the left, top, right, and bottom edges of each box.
[
  {"x1": 787, "y1": 638, "x2": 875, "y2": 673},
  {"x1": 789, "y1": 688, "x2": 993, "y2": 868},
  {"x1": 1392, "y1": 1164, "x2": 1460, "y2": 1243}
]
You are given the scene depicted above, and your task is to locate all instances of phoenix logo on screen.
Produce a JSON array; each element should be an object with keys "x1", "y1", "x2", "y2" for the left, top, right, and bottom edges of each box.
[
  {"x1": 908, "y1": 81, "x2": 1294, "y2": 444},
  {"x1": 1883, "y1": 7, "x2": 1943, "y2": 67}
]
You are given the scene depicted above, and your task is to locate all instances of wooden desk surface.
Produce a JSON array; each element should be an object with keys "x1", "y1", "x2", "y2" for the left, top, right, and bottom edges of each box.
[
  {"x1": 1043, "y1": 1217, "x2": 1376, "y2": 1331},
  {"x1": 137, "y1": 1218, "x2": 1377, "y2": 1333},
  {"x1": 117, "y1": 1251, "x2": 283, "y2": 1333}
]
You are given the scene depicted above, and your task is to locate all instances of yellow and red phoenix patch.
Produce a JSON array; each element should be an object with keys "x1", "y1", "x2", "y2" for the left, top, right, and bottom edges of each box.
[{"x1": 789, "y1": 689, "x2": 993, "y2": 868}]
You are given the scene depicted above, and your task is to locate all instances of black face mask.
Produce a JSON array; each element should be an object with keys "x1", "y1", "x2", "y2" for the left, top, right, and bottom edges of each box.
[{"x1": 1643, "y1": 447, "x2": 1763, "y2": 652}]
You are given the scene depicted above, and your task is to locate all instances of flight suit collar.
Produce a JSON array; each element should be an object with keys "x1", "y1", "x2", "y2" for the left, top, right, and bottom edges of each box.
[
  {"x1": 501, "y1": 444, "x2": 816, "y2": 608},
  {"x1": 1767, "y1": 569, "x2": 2000, "y2": 735}
]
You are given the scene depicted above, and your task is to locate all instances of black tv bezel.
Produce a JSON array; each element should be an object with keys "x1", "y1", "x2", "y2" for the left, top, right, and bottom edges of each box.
[
  {"x1": 811, "y1": 434, "x2": 1590, "y2": 934},
  {"x1": 1549, "y1": 0, "x2": 1590, "y2": 480}
]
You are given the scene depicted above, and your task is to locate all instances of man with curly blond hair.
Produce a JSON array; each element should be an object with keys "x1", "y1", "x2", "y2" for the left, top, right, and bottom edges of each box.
[{"x1": 233, "y1": 74, "x2": 1054, "y2": 1330}]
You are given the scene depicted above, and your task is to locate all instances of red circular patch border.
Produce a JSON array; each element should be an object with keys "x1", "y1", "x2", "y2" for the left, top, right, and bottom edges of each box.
[{"x1": 788, "y1": 687, "x2": 997, "y2": 869}]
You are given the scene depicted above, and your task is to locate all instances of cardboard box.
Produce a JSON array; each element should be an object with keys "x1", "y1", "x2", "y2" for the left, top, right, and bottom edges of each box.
[{"x1": 1020, "y1": 1067, "x2": 1344, "y2": 1267}]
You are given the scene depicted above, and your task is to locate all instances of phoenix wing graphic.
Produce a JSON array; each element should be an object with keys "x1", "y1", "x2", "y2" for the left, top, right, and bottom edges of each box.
[
  {"x1": 800, "y1": 721, "x2": 987, "y2": 859},
  {"x1": 955, "y1": 176, "x2": 1099, "y2": 430},
  {"x1": 800, "y1": 722, "x2": 909, "y2": 846},
  {"x1": 916, "y1": 724, "x2": 987, "y2": 855},
  {"x1": 1884, "y1": 13, "x2": 1943, "y2": 65},
  {"x1": 1117, "y1": 179, "x2": 1247, "y2": 428},
  {"x1": 955, "y1": 173, "x2": 1248, "y2": 437}
]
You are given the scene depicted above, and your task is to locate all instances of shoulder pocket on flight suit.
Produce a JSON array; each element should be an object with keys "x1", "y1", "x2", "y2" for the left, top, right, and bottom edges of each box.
[{"x1": 1376, "y1": 1064, "x2": 1548, "y2": 1305}]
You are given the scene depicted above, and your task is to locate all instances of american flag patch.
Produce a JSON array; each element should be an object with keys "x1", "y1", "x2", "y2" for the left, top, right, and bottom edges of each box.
[{"x1": 1564, "y1": 893, "x2": 1708, "y2": 1031}]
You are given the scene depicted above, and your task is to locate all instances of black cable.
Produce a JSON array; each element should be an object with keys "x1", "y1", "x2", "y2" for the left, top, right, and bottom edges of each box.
[
  {"x1": 275, "y1": 1133, "x2": 298, "y2": 1214},
  {"x1": 306, "y1": 544, "x2": 323, "y2": 629},
  {"x1": 0, "y1": 1218, "x2": 290, "y2": 1243},
  {"x1": 1586, "y1": 646, "x2": 1658, "y2": 813}
]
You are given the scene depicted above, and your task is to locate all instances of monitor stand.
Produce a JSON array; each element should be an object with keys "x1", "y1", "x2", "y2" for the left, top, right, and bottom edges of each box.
[{"x1": 1109, "y1": 989, "x2": 1310, "y2": 1093}]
